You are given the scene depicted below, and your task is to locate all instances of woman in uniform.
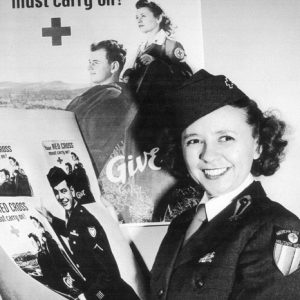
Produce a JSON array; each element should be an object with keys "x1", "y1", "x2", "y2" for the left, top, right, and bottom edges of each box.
[
  {"x1": 125, "y1": 0, "x2": 192, "y2": 99},
  {"x1": 126, "y1": 0, "x2": 193, "y2": 155},
  {"x1": 150, "y1": 69, "x2": 300, "y2": 300}
]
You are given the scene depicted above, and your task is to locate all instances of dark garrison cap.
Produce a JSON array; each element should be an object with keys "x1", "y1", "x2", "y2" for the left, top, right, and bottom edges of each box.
[
  {"x1": 170, "y1": 69, "x2": 249, "y2": 133},
  {"x1": 47, "y1": 166, "x2": 69, "y2": 189}
]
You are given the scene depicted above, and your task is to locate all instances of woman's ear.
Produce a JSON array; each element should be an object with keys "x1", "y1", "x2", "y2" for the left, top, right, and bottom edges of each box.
[
  {"x1": 156, "y1": 14, "x2": 163, "y2": 25},
  {"x1": 254, "y1": 139, "x2": 262, "y2": 160}
]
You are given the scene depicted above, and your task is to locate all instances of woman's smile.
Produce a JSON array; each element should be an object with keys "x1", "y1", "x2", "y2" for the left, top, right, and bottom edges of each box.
[{"x1": 202, "y1": 167, "x2": 231, "y2": 179}]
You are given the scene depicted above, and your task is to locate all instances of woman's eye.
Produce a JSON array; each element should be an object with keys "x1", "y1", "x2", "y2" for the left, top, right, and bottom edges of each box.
[
  {"x1": 219, "y1": 136, "x2": 234, "y2": 142},
  {"x1": 186, "y1": 139, "x2": 200, "y2": 146}
]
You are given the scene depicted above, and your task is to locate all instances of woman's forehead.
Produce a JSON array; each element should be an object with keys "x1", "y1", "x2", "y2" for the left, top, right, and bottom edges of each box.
[
  {"x1": 136, "y1": 7, "x2": 153, "y2": 15},
  {"x1": 183, "y1": 105, "x2": 249, "y2": 134}
]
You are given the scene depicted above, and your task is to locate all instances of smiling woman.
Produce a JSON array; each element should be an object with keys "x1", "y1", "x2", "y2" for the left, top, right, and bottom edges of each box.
[
  {"x1": 150, "y1": 69, "x2": 300, "y2": 300},
  {"x1": 181, "y1": 105, "x2": 260, "y2": 198}
]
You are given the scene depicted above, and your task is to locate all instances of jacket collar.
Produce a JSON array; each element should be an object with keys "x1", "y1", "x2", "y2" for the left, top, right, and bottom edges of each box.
[{"x1": 173, "y1": 181, "x2": 267, "y2": 269}]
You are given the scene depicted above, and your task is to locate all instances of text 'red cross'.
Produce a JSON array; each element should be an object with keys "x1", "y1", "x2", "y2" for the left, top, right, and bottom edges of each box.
[{"x1": 42, "y1": 18, "x2": 71, "y2": 46}]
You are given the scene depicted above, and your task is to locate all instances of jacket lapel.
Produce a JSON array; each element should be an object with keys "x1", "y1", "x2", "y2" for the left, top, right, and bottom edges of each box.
[
  {"x1": 151, "y1": 208, "x2": 195, "y2": 284},
  {"x1": 174, "y1": 201, "x2": 238, "y2": 268},
  {"x1": 173, "y1": 181, "x2": 267, "y2": 269}
]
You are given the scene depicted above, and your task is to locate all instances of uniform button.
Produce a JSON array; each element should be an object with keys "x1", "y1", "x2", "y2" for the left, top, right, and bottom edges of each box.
[
  {"x1": 157, "y1": 289, "x2": 164, "y2": 297},
  {"x1": 76, "y1": 264, "x2": 80, "y2": 268},
  {"x1": 195, "y1": 279, "x2": 204, "y2": 289},
  {"x1": 73, "y1": 241, "x2": 76, "y2": 244}
]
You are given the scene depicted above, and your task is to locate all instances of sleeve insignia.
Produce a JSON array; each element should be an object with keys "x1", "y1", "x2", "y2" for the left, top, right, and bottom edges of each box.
[
  {"x1": 94, "y1": 243, "x2": 104, "y2": 252},
  {"x1": 88, "y1": 226, "x2": 97, "y2": 238},
  {"x1": 273, "y1": 227, "x2": 300, "y2": 275},
  {"x1": 174, "y1": 47, "x2": 185, "y2": 60}
]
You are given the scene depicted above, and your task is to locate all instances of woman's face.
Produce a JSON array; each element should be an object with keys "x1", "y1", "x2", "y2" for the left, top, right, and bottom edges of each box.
[
  {"x1": 136, "y1": 7, "x2": 161, "y2": 34},
  {"x1": 181, "y1": 105, "x2": 260, "y2": 198}
]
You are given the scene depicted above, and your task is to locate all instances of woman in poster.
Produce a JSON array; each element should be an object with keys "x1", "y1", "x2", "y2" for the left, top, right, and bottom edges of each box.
[
  {"x1": 150, "y1": 69, "x2": 300, "y2": 299},
  {"x1": 125, "y1": 0, "x2": 192, "y2": 100},
  {"x1": 126, "y1": 0, "x2": 194, "y2": 158}
]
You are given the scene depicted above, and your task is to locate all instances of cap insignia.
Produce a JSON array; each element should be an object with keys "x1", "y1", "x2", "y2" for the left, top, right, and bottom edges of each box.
[{"x1": 225, "y1": 77, "x2": 234, "y2": 89}]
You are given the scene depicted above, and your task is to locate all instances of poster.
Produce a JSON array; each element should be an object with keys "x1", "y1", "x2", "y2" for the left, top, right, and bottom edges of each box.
[
  {"x1": 0, "y1": 0, "x2": 204, "y2": 223},
  {"x1": 0, "y1": 144, "x2": 33, "y2": 197},
  {"x1": 0, "y1": 197, "x2": 85, "y2": 299},
  {"x1": 0, "y1": 109, "x2": 146, "y2": 299}
]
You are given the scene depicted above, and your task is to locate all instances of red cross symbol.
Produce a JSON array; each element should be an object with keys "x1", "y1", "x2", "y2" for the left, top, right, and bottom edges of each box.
[
  {"x1": 42, "y1": 18, "x2": 71, "y2": 46},
  {"x1": 57, "y1": 157, "x2": 63, "y2": 164}
]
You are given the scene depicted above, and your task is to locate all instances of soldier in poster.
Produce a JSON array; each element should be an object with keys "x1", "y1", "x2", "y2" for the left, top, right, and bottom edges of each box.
[
  {"x1": 66, "y1": 40, "x2": 135, "y2": 176},
  {"x1": 27, "y1": 232, "x2": 81, "y2": 299},
  {"x1": 41, "y1": 166, "x2": 139, "y2": 300}
]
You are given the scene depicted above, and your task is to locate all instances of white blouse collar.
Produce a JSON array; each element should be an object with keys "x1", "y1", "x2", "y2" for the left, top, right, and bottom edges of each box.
[{"x1": 200, "y1": 174, "x2": 254, "y2": 221}]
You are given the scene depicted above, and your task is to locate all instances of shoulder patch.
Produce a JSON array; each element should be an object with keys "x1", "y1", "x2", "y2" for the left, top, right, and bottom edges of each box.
[
  {"x1": 88, "y1": 226, "x2": 97, "y2": 238},
  {"x1": 174, "y1": 47, "x2": 185, "y2": 60},
  {"x1": 273, "y1": 227, "x2": 300, "y2": 275}
]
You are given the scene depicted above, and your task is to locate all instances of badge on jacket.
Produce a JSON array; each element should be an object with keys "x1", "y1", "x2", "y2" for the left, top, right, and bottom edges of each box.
[
  {"x1": 273, "y1": 227, "x2": 300, "y2": 275},
  {"x1": 229, "y1": 195, "x2": 252, "y2": 221},
  {"x1": 174, "y1": 47, "x2": 185, "y2": 60},
  {"x1": 198, "y1": 251, "x2": 215, "y2": 263},
  {"x1": 88, "y1": 226, "x2": 97, "y2": 238},
  {"x1": 63, "y1": 272, "x2": 75, "y2": 288}
]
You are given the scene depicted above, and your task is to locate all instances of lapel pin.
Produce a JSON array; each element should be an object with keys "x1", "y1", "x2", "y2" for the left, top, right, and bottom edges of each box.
[
  {"x1": 198, "y1": 251, "x2": 215, "y2": 263},
  {"x1": 229, "y1": 195, "x2": 252, "y2": 221}
]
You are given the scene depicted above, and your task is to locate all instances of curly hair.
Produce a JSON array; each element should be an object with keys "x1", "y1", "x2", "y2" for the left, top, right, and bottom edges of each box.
[
  {"x1": 231, "y1": 98, "x2": 288, "y2": 176},
  {"x1": 159, "y1": 98, "x2": 288, "y2": 178},
  {"x1": 90, "y1": 40, "x2": 127, "y2": 72},
  {"x1": 136, "y1": 0, "x2": 174, "y2": 35}
]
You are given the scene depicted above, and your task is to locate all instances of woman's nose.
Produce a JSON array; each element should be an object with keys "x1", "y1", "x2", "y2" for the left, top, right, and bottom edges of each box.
[{"x1": 199, "y1": 143, "x2": 218, "y2": 162}]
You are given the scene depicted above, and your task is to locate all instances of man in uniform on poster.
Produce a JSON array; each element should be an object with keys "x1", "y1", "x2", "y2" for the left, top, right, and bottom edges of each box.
[
  {"x1": 66, "y1": 40, "x2": 136, "y2": 176},
  {"x1": 40, "y1": 166, "x2": 139, "y2": 300}
]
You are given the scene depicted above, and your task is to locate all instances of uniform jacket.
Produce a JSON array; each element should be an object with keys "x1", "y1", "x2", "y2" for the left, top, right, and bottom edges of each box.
[
  {"x1": 150, "y1": 181, "x2": 300, "y2": 300},
  {"x1": 67, "y1": 83, "x2": 136, "y2": 175},
  {"x1": 0, "y1": 180, "x2": 15, "y2": 196},
  {"x1": 126, "y1": 32, "x2": 192, "y2": 98},
  {"x1": 52, "y1": 204, "x2": 139, "y2": 300},
  {"x1": 134, "y1": 36, "x2": 191, "y2": 75},
  {"x1": 37, "y1": 233, "x2": 82, "y2": 297}
]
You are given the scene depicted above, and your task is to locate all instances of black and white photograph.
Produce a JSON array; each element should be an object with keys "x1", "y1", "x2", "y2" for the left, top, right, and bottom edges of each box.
[{"x1": 1, "y1": 0, "x2": 300, "y2": 299}]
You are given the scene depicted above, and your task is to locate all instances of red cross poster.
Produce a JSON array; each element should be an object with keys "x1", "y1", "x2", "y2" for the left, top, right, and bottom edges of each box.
[{"x1": 0, "y1": 0, "x2": 204, "y2": 224}]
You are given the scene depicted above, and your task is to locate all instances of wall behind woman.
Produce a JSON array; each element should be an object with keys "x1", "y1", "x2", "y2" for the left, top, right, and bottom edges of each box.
[{"x1": 201, "y1": 0, "x2": 300, "y2": 215}]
